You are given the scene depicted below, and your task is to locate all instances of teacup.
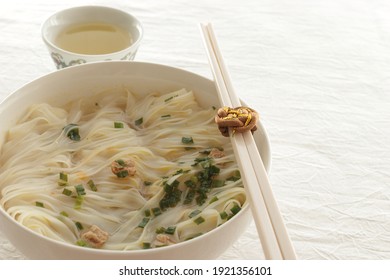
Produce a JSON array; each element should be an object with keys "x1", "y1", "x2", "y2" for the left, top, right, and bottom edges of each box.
[{"x1": 41, "y1": 5, "x2": 143, "y2": 69}]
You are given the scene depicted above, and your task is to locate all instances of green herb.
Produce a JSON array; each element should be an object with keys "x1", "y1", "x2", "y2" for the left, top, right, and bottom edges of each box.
[
  {"x1": 199, "y1": 149, "x2": 212, "y2": 155},
  {"x1": 135, "y1": 117, "x2": 143, "y2": 126},
  {"x1": 138, "y1": 217, "x2": 150, "y2": 228},
  {"x1": 220, "y1": 211, "x2": 228, "y2": 219},
  {"x1": 212, "y1": 106, "x2": 216, "y2": 110},
  {"x1": 188, "y1": 209, "x2": 201, "y2": 218},
  {"x1": 144, "y1": 209, "x2": 151, "y2": 217},
  {"x1": 230, "y1": 204, "x2": 242, "y2": 215},
  {"x1": 75, "y1": 221, "x2": 83, "y2": 231},
  {"x1": 114, "y1": 122, "x2": 124, "y2": 128},
  {"x1": 212, "y1": 180, "x2": 225, "y2": 188},
  {"x1": 160, "y1": 179, "x2": 182, "y2": 211},
  {"x1": 181, "y1": 136, "x2": 194, "y2": 144},
  {"x1": 144, "y1": 181, "x2": 152, "y2": 186},
  {"x1": 76, "y1": 239, "x2": 88, "y2": 247},
  {"x1": 58, "y1": 172, "x2": 68, "y2": 186},
  {"x1": 155, "y1": 227, "x2": 166, "y2": 234},
  {"x1": 60, "y1": 211, "x2": 69, "y2": 217},
  {"x1": 227, "y1": 170, "x2": 241, "y2": 182},
  {"x1": 116, "y1": 170, "x2": 129, "y2": 178},
  {"x1": 75, "y1": 184, "x2": 86, "y2": 196},
  {"x1": 191, "y1": 157, "x2": 210, "y2": 166},
  {"x1": 161, "y1": 114, "x2": 171, "y2": 118},
  {"x1": 165, "y1": 226, "x2": 176, "y2": 235},
  {"x1": 142, "y1": 242, "x2": 151, "y2": 249},
  {"x1": 87, "y1": 179, "x2": 97, "y2": 191},
  {"x1": 184, "y1": 189, "x2": 196, "y2": 204},
  {"x1": 184, "y1": 158, "x2": 223, "y2": 206},
  {"x1": 164, "y1": 95, "x2": 178, "y2": 102},
  {"x1": 35, "y1": 201, "x2": 44, "y2": 208},
  {"x1": 63, "y1": 124, "x2": 81, "y2": 141},
  {"x1": 208, "y1": 196, "x2": 219, "y2": 204},
  {"x1": 62, "y1": 188, "x2": 72, "y2": 196},
  {"x1": 184, "y1": 179, "x2": 196, "y2": 189},
  {"x1": 74, "y1": 195, "x2": 84, "y2": 209},
  {"x1": 194, "y1": 216, "x2": 205, "y2": 225},
  {"x1": 173, "y1": 169, "x2": 189, "y2": 175},
  {"x1": 151, "y1": 207, "x2": 162, "y2": 216}
]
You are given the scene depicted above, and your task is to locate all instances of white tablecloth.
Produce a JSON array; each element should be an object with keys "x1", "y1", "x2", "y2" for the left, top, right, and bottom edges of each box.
[{"x1": 1, "y1": 0, "x2": 390, "y2": 260}]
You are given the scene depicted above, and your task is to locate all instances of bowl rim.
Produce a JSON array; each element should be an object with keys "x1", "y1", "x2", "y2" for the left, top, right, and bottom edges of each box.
[{"x1": 0, "y1": 60, "x2": 271, "y2": 257}]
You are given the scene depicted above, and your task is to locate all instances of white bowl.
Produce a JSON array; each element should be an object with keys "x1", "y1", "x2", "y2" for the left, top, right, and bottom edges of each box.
[{"x1": 0, "y1": 61, "x2": 270, "y2": 259}]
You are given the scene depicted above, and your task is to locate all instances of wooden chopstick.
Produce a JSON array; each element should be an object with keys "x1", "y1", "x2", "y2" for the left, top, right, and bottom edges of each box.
[{"x1": 200, "y1": 23, "x2": 296, "y2": 260}]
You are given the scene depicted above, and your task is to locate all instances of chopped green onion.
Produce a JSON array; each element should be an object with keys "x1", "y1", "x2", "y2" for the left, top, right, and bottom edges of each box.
[
  {"x1": 58, "y1": 172, "x2": 68, "y2": 186},
  {"x1": 116, "y1": 170, "x2": 129, "y2": 178},
  {"x1": 63, "y1": 124, "x2": 81, "y2": 141},
  {"x1": 181, "y1": 136, "x2": 194, "y2": 144},
  {"x1": 138, "y1": 217, "x2": 150, "y2": 228},
  {"x1": 135, "y1": 117, "x2": 143, "y2": 126},
  {"x1": 184, "y1": 180, "x2": 196, "y2": 189},
  {"x1": 144, "y1": 181, "x2": 152, "y2": 186},
  {"x1": 75, "y1": 221, "x2": 83, "y2": 230},
  {"x1": 169, "y1": 180, "x2": 180, "y2": 190},
  {"x1": 164, "y1": 95, "x2": 178, "y2": 102},
  {"x1": 194, "y1": 216, "x2": 205, "y2": 225},
  {"x1": 208, "y1": 196, "x2": 219, "y2": 204},
  {"x1": 161, "y1": 114, "x2": 171, "y2": 118},
  {"x1": 142, "y1": 242, "x2": 151, "y2": 249},
  {"x1": 173, "y1": 169, "x2": 188, "y2": 175},
  {"x1": 144, "y1": 209, "x2": 151, "y2": 217},
  {"x1": 155, "y1": 227, "x2": 166, "y2": 234},
  {"x1": 87, "y1": 179, "x2": 97, "y2": 192},
  {"x1": 188, "y1": 209, "x2": 201, "y2": 218},
  {"x1": 230, "y1": 204, "x2": 242, "y2": 215},
  {"x1": 114, "y1": 122, "x2": 124, "y2": 128},
  {"x1": 75, "y1": 184, "x2": 86, "y2": 196},
  {"x1": 62, "y1": 188, "x2": 73, "y2": 196},
  {"x1": 208, "y1": 165, "x2": 220, "y2": 176},
  {"x1": 184, "y1": 189, "x2": 196, "y2": 204},
  {"x1": 76, "y1": 239, "x2": 88, "y2": 247},
  {"x1": 74, "y1": 195, "x2": 84, "y2": 209},
  {"x1": 211, "y1": 180, "x2": 224, "y2": 188},
  {"x1": 151, "y1": 207, "x2": 162, "y2": 216},
  {"x1": 220, "y1": 211, "x2": 228, "y2": 219},
  {"x1": 227, "y1": 170, "x2": 241, "y2": 182},
  {"x1": 35, "y1": 201, "x2": 44, "y2": 208},
  {"x1": 165, "y1": 226, "x2": 176, "y2": 235},
  {"x1": 60, "y1": 211, "x2": 69, "y2": 217}
]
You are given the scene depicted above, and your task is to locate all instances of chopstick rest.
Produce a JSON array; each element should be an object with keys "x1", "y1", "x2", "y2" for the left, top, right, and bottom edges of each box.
[{"x1": 215, "y1": 106, "x2": 259, "y2": 137}]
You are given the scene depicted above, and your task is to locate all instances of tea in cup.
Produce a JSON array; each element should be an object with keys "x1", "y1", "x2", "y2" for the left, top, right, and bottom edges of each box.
[{"x1": 41, "y1": 6, "x2": 143, "y2": 69}]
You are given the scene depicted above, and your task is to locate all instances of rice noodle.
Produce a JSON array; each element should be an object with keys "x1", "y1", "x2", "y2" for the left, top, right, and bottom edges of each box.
[{"x1": 0, "y1": 88, "x2": 245, "y2": 250}]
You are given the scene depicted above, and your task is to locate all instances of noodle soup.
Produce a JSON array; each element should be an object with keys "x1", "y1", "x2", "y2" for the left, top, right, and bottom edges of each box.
[{"x1": 0, "y1": 88, "x2": 245, "y2": 250}]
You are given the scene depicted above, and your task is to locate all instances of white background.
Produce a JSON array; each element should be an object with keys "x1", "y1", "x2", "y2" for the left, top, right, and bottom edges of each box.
[{"x1": 1, "y1": 0, "x2": 390, "y2": 260}]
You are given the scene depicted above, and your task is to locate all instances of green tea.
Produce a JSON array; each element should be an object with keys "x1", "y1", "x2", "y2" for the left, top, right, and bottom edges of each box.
[{"x1": 55, "y1": 22, "x2": 132, "y2": 55}]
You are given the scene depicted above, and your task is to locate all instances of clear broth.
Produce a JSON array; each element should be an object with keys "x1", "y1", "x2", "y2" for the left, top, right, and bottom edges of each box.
[{"x1": 55, "y1": 22, "x2": 133, "y2": 55}]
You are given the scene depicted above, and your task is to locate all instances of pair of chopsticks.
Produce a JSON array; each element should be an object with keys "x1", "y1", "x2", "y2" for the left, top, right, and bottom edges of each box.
[{"x1": 200, "y1": 23, "x2": 296, "y2": 260}]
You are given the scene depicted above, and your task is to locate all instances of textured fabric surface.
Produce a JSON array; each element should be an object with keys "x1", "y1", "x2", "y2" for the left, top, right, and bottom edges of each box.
[{"x1": 1, "y1": 0, "x2": 390, "y2": 260}]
